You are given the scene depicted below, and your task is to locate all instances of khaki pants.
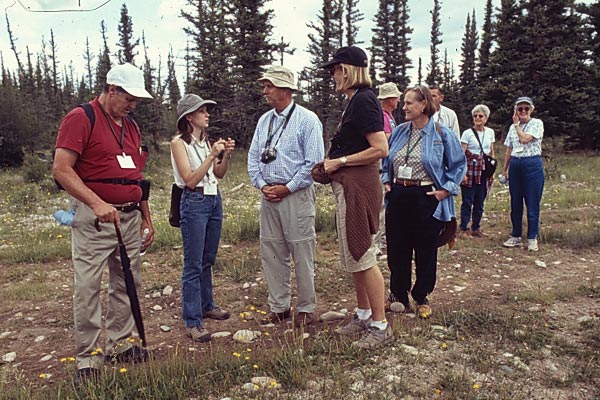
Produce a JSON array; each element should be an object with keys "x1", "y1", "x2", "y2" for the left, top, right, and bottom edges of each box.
[
  {"x1": 71, "y1": 199, "x2": 142, "y2": 369},
  {"x1": 260, "y1": 186, "x2": 317, "y2": 313}
]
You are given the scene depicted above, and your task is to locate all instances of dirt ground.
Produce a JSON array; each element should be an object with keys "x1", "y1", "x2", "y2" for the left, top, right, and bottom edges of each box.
[{"x1": 1, "y1": 221, "x2": 599, "y2": 399}]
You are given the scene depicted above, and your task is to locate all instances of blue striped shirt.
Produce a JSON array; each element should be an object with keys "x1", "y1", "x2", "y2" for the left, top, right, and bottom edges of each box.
[{"x1": 248, "y1": 101, "x2": 324, "y2": 193}]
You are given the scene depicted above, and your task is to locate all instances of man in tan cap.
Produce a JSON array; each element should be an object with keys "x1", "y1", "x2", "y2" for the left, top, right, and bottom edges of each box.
[
  {"x1": 377, "y1": 82, "x2": 401, "y2": 139},
  {"x1": 53, "y1": 63, "x2": 154, "y2": 383},
  {"x1": 248, "y1": 65, "x2": 324, "y2": 327}
]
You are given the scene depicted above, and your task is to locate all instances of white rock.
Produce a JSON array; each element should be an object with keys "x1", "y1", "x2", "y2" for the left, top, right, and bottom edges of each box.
[
  {"x1": 242, "y1": 282, "x2": 251, "y2": 289},
  {"x1": 2, "y1": 352, "x2": 16, "y2": 363},
  {"x1": 0, "y1": 332, "x2": 11, "y2": 339},
  {"x1": 153, "y1": 305, "x2": 163, "y2": 311},
  {"x1": 233, "y1": 330, "x2": 262, "y2": 343},
  {"x1": 453, "y1": 286, "x2": 466, "y2": 292},
  {"x1": 350, "y1": 381, "x2": 365, "y2": 392},
  {"x1": 34, "y1": 336, "x2": 46, "y2": 343},
  {"x1": 577, "y1": 316, "x2": 593, "y2": 323},
  {"x1": 160, "y1": 325, "x2": 172, "y2": 332},
  {"x1": 400, "y1": 344, "x2": 419, "y2": 356},
  {"x1": 151, "y1": 291, "x2": 161, "y2": 298},
  {"x1": 40, "y1": 354, "x2": 53, "y2": 362},
  {"x1": 251, "y1": 376, "x2": 280, "y2": 389},
  {"x1": 535, "y1": 260, "x2": 547, "y2": 268},
  {"x1": 339, "y1": 308, "x2": 348, "y2": 314},
  {"x1": 552, "y1": 261, "x2": 562, "y2": 265},
  {"x1": 302, "y1": 333, "x2": 310, "y2": 340},
  {"x1": 211, "y1": 331, "x2": 232, "y2": 338},
  {"x1": 319, "y1": 311, "x2": 345, "y2": 321},
  {"x1": 242, "y1": 382, "x2": 258, "y2": 392},
  {"x1": 162, "y1": 285, "x2": 174, "y2": 296},
  {"x1": 560, "y1": 174, "x2": 566, "y2": 181},
  {"x1": 389, "y1": 302, "x2": 406, "y2": 313}
]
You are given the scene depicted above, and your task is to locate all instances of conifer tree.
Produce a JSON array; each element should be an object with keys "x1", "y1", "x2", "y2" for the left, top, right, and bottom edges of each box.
[
  {"x1": 83, "y1": 37, "x2": 94, "y2": 94},
  {"x1": 476, "y1": 0, "x2": 493, "y2": 100},
  {"x1": 95, "y1": 21, "x2": 112, "y2": 93},
  {"x1": 426, "y1": 0, "x2": 443, "y2": 86},
  {"x1": 165, "y1": 47, "x2": 181, "y2": 107},
  {"x1": 116, "y1": 3, "x2": 139, "y2": 65},
  {"x1": 345, "y1": 0, "x2": 364, "y2": 46},
  {"x1": 459, "y1": 10, "x2": 478, "y2": 114}
]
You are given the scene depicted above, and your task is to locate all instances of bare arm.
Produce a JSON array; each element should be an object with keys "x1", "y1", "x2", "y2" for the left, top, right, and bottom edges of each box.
[
  {"x1": 171, "y1": 138, "x2": 224, "y2": 189},
  {"x1": 324, "y1": 131, "x2": 388, "y2": 174},
  {"x1": 213, "y1": 138, "x2": 235, "y2": 179},
  {"x1": 503, "y1": 146, "x2": 512, "y2": 175},
  {"x1": 52, "y1": 148, "x2": 120, "y2": 226}
]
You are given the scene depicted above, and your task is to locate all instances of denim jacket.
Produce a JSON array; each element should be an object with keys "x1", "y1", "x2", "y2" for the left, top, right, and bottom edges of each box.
[{"x1": 381, "y1": 118, "x2": 466, "y2": 222}]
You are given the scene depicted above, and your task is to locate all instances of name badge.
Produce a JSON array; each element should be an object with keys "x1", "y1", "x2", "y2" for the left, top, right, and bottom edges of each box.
[
  {"x1": 397, "y1": 165, "x2": 413, "y2": 179},
  {"x1": 117, "y1": 153, "x2": 136, "y2": 169},
  {"x1": 514, "y1": 144, "x2": 524, "y2": 153}
]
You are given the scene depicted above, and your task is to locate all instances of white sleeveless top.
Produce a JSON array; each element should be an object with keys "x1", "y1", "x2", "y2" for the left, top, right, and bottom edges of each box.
[{"x1": 170, "y1": 135, "x2": 218, "y2": 195}]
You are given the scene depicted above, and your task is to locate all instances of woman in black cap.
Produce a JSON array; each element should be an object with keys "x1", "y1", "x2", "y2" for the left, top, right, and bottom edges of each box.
[
  {"x1": 317, "y1": 46, "x2": 393, "y2": 349},
  {"x1": 171, "y1": 94, "x2": 235, "y2": 342}
]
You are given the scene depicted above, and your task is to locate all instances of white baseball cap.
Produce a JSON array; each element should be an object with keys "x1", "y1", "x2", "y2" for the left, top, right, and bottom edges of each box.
[{"x1": 106, "y1": 63, "x2": 153, "y2": 99}]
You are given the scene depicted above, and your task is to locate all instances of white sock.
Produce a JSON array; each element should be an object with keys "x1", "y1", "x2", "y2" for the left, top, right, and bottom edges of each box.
[
  {"x1": 355, "y1": 308, "x2": 372, "y2": 321},
  {"x1": 370, "y1": 320, "x2": 388, "y2": 330}
]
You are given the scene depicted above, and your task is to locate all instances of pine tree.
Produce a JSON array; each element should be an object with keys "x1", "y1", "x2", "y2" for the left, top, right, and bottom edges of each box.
[
  {"x1": 275, "y1": 36, "x2": 295, "y2": 66},
  {"x1": 418, "y1": 56, "x2": 422, "y2": 85},
  {"x1": 459, "y1": 10, "x2": 478, "y2": 115},
  {"x1": 345, "y1": 0, "x2": 364, "y2": 46},
  {"x1": 426, "y1": 0, "x2": 443, "y2": 86},
  {"x1": 116, "y1": 3, "x2": 139, "y2": 65},
  {"x1": 476, "y1": 0, "x2": 493, "y2": 100},
  {"x1": 95, "y1": 21, "x2": 112, "y2": 93},
  {"x1": 83, "y1": 37, "x2": 94, "y2": 93},
  {"x1": 165, "y1": 47, "x2": 181, "y2": 107}
]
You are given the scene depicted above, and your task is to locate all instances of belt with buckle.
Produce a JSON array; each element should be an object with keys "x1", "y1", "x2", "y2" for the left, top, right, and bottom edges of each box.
[
  {"x1": 394, "y1": 179, "x2": 434, "y2": 187},
  {"x1": 112, "y1": 202, "x2": 140, "y2": 212},
  {"x1": 185, "y1": 186, "x2": 204, "y2": 194}
]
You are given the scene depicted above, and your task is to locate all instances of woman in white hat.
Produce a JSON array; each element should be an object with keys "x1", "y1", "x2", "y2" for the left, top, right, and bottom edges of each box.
[{"x1": 171, "y1": 94, "x2": 235, "y2": 342}]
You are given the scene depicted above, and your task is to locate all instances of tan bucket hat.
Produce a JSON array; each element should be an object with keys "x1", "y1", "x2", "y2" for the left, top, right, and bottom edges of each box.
[
  {"x1": 258, "y1": 66, "x2": 297, "y2": 90},
  {"x1": 377, "y1": 82, "x2": 401, "y2": 99}
]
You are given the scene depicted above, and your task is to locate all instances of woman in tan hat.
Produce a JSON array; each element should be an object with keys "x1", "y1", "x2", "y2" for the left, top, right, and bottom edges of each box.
[{"x1": 170, "y1": 94, "x2": 235, "y2": 343}]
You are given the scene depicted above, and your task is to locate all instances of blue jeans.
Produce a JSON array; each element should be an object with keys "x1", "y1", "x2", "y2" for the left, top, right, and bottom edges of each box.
[
  {"x1": 460, "y1": 181, "x2": 487, "y2": 231},
  {"x1": 508, "y1": 156, "x2": 544, "y2": 239},
  {"x1": 180, "y1": 190, "x2": 222, "y2": 328}
]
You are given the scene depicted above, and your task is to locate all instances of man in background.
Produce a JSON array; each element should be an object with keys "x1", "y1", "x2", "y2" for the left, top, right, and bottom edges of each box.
[{"x1": 430, "y1": 86, "x2": 460, "y2": 137}]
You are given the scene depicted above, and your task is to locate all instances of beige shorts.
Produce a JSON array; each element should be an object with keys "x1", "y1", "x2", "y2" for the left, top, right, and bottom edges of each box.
[{"x1": 331, "y1": 181, "x2": 378, "y2": 273}]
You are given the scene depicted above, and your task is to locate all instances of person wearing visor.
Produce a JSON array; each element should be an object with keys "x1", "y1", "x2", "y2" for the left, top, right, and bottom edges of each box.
[
  {"x1": 53, "y1": 63, "x2": 154, "y2": 383},
  {"x1": 248, "y1": 66, "x2": 324, "y2": 327},
  {"x1": 502, "y1": 96, "x2": 544, "y2": 252},
  {"x1": 317, "y1": 46, "x2": 392, "y2": 349},
  {"x1": 171, "y1": 94, "x2": 235, "y2": 342}
]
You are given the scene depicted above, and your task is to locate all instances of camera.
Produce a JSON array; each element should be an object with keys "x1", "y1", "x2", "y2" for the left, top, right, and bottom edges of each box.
[{"x1": 260, "y1": 147, "x2": 277, "y2": 164}]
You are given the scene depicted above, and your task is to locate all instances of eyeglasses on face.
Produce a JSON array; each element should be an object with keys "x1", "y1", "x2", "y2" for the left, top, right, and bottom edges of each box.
[
  {"x1": 329, "y1": 65, "x2": 342, "y2": 76},
  {"x1": 473, "y1": 114, "x2": 486, "y2": 119},
  {"x1": 517, "y1": 107, "x2": 531, "y2": 112}
]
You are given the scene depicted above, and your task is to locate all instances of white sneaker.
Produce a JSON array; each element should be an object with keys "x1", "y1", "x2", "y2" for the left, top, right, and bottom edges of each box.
[
  {"x1": 503, "y1": 236, "x2": 522, "y2": 248},
  {"x1": 527, "y1": 239, "x2": 539, "y2": 252}
]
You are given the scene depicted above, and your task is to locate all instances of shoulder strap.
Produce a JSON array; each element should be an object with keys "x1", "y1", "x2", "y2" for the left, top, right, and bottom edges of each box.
[
  {"x1": 471, "y1": 127, "x2": 485, "y2": 154},
  {"x1": 78, "y1": 103, "x2": 95, "y2": 131}
]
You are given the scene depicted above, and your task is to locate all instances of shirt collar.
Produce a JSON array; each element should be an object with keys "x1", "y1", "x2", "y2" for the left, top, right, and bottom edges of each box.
[{"x1": 274, "y1": 100, "x2": 294, "y2": 118}]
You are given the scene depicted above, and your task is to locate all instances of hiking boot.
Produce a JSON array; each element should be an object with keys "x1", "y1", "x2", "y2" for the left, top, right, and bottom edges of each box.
[
  {"x1": 527, "y1": 238, "x2": 539, "y2": 252},
  {"x1": 186, "y1": 326, "x2": 211, "y2": 342},
  {"x1": 471, "y1": 230, "x2": 485, "y2": 238},
  {"x1": 503, "y1": 236, "x2": 522, "y2": 248},
  {"x1": 416, "y1": 304, "x2": 433, "y2": 319},
  {"x1": 204, "y1": 307, "x2": 230, "y2": 320},
  {"x1": 73, "y1": 367, "x2": 100, "y2": 385},
  {"x1": 335, "y1": 314, "x2": 370, "y2": 336},
  {"x1": 294, "y1": 312, "x2": 315, "y2": 328},
  {"x1": 458, "y1": 230, "x2": 472, "y2": 239},
  {"x1": 105, "y1": 345, "x2": 149, "y2": 364},
  {"x1": 260, "y1": 309, "x2": 291, "y2": 325},
  {"x1": 352, "y1": 324, "x2": 394, "y2": 349}
]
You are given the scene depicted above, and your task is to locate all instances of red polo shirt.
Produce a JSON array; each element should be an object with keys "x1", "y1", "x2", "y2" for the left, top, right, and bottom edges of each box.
[{"x1": 55, "y1": 97, "x2": 147, "y2": 204}]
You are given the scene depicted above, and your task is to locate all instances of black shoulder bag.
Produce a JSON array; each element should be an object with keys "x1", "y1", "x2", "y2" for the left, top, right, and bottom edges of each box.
[{"x1": 471, "y1": 128, "x2": 497, "y2": 178}]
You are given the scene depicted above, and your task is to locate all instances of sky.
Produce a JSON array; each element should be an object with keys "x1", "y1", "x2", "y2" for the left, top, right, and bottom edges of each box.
[{"x1": 0, "y1": 0, "x2": 592, "y2": 90}]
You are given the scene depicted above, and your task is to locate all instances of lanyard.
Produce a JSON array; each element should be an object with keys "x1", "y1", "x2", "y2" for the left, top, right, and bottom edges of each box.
[
  {"x1": 190, "y1": 138, "x2": 212, "y2": 181},
  {"x1": 99, "y1": 104, "x2": 125, "y2": 151},
  {"x1": 404, "y1": 129, "x2": 423, "y2": 165},
  {"x1": 265, "y1": 103, "x2": 296, "y2": 148}
]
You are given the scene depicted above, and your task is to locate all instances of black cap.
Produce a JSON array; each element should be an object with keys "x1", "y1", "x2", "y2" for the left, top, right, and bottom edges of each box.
[{"x1": 320, "y1": 46, "x2": 368, "y2": 69}]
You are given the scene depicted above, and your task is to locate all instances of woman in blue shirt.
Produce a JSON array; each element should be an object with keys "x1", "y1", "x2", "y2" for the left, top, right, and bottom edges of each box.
[{"x1": 381, "y1": 85, "x2": 466, "y2": 318}]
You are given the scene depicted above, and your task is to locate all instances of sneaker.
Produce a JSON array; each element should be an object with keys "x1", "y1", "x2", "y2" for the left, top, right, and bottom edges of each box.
[
  {"x1": 503, "y1": 236, "x2": 522, "y2": 248},
  {"x1": 335, "y1": 314, "x2": 370, "y2": 336},
  {"x1": 105, "y1": 345, "x2": 149, "y2": 364},
  {"x1": 186, "y1": 326, "x2": 211, "y2": 342},
  {"x1": 73, "y1": 367, "x2": 100, "y2": 385},
  {"x1": 352, "y1": 324, "x2": 394, "y2": 349},
  {"x1": 260, "y1": 309, "x2": 291, "y2": 325},
  {"x1": 294, "y1": 312, "x2": 315, "y2": 328},
  {"x1": 416, "y1": 304, "x2": 432, "y2": 319},
  {"x1": 527, "y1": 238, "x2": 539, "y2": 252},
  {"x1": 204, "y1": 307, "x2": 230, "y2": 320}
]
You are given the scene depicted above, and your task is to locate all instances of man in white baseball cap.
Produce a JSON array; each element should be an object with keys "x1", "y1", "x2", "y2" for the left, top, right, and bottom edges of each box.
[{"x1": 53, "y1": 63, "x2": 153, "y2": 384}]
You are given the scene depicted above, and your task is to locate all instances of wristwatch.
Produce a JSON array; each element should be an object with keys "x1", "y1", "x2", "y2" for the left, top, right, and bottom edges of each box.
[{"x1": 340, "y1": 156, "x2": 348, "y2": 165}]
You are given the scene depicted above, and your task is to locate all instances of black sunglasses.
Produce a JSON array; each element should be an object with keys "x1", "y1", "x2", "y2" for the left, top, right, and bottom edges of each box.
[{"x1": 517, "y1": 107, "x2": 531, "y2": 112}]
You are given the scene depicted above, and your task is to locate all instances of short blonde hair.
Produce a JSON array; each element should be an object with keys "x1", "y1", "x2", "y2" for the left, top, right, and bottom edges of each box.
[{"x1": 337, "y1": 63, "x2": 372, "y2": 91}]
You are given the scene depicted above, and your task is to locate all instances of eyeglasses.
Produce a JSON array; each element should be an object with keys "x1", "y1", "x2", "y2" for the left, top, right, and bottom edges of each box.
[
  {"x1": 329, "y1": 65, "x2": 342, "y2": 76},
  {"x1": 517, "y1": 107, "x2": 531, "y2": 112},
  {"x1": 473, "y1": 114, "x2": 486, "y2": 119}
]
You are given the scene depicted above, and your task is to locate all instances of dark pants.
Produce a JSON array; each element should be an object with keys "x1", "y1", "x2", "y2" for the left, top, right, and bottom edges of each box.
[
  {"x1": 508, "y1": 156, "x2": 544, "y2": 239},
  {"x1": 385, "y1": 184, "x2": 443, "y2": 305},
  {"x1": 460, "y1": 181, "x2": 487, "y2": 231}
]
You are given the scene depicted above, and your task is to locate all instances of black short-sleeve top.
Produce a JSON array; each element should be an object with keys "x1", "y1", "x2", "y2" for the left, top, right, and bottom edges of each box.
[{"x1": 328, "y1": 87, "x2": 384, "y2": 159}]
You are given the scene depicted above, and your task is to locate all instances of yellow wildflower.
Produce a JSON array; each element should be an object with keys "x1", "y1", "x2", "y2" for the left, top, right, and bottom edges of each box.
[
  {"x1": 39, "y1": 373, "x2": 46, "y2": 379},
  {"x1": 246, "y1": 348, "x2": 252, "y2": 352},
  {"x1": 435, "y1": 388, "x2": 441, "y2": 395},
  {"x1": 473, "y1": 383, "x2": 480, "y2": 390},
  {"x1": 60, "y1": 358, "x2": 67, "y2": 362},
  {"x1": 239, "y1": 312, "x2": 245, "y2": 318},
  {"x1": 253, "y1": 364, "x2": 259, "y2": 369},
  {"x1": 440, "y1": 342, "x2": 447, "y2": 350},
  {"x1": 249, "y1": 306, "x2": 255, "y2": 311},
  {"x1": 127, "y1": 338, "x2": 135, "y2": 343},
  {"x1": 233, "y1": 352, "x2": 241, "y2": 358},
  {"x1": 119, "y1": 367, "x2": 127, "y2": 373},
  {"x1": 245, "y1": 356, "x2": 250, "y2": 360},
  {"x1": 68, "y1": 357, "x2": 75, "y2": 361}
]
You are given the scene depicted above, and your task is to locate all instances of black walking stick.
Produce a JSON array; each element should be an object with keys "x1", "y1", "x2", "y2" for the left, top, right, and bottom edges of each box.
[{"x1": 95, "y1": 219, "x2": 147, "y2": 347}]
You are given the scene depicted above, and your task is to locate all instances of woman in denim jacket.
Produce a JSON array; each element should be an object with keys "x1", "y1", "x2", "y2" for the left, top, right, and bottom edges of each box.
[{"x1": 381, "y1": 85, "x2": 466, "y2": 318}]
